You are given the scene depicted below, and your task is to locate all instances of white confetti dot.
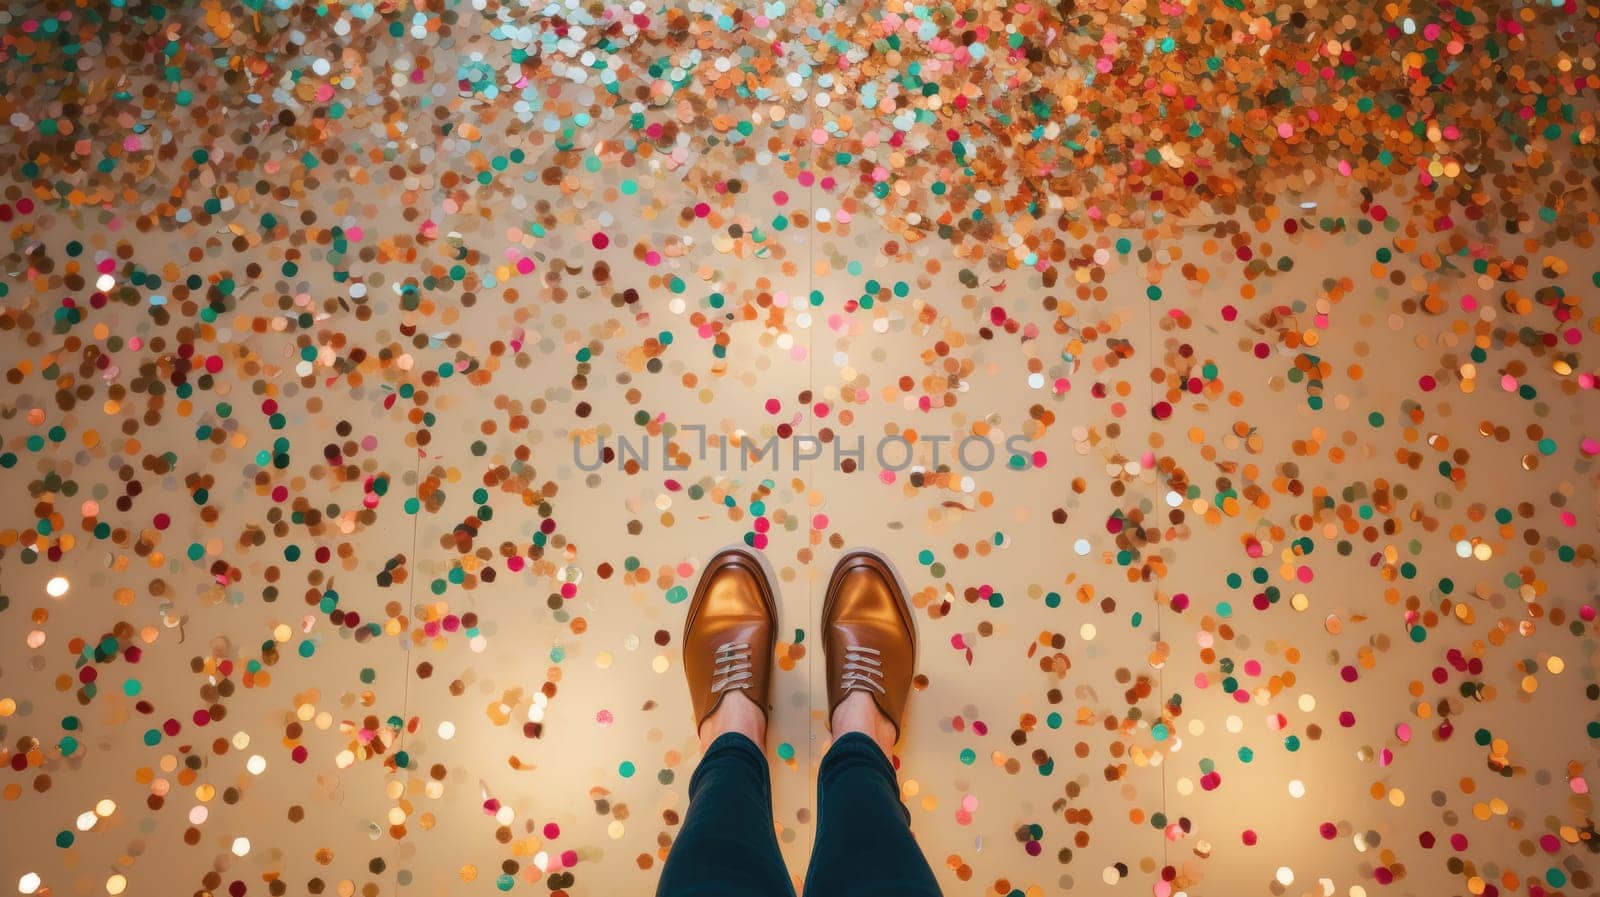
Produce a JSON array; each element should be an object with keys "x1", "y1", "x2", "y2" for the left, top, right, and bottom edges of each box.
[
  {"x1": 46, "y1": 577, "x2": 70, "y2": 598},
  {"x1": 231, "y1": 837, "x2": 250, "y2": 857},
  {"x1": 19, "y1": 873, "x2": 41, "y2": 894},
  {"x1": 1276, "y1": 866, "x2": 1295, "y2": 885}
]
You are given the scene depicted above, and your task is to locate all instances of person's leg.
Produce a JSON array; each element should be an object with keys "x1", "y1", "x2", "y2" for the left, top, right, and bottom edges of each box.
[
  {"x1": 801, "y1": 694, "x2": 942, "y2": 897},
  {"x1": 661, "y1": 548, "x2": 794, "y2": 897},
  {"x1": 656, "y1": 706, "x2": 794, "y2": 897},
  {"x1": 806, "y1": 550, "x2": 942, "y2": 896}
]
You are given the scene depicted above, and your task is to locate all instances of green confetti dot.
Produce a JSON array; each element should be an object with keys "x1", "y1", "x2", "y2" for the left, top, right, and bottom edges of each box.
[
  {"x1": 619, "y1": 761, "x2": 636, "y2": 778},
  {"x1": 777, "y1": 742, "x2": 795, "y2": 761}
]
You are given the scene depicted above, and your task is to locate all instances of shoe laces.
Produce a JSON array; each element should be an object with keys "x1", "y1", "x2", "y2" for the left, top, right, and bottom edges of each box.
[
  {"x1": 709, "y1": 641, "x2": 753, "y2": 694},
  {"x1": 840, "y1": 644, "x2": 886, "y2": 695}
]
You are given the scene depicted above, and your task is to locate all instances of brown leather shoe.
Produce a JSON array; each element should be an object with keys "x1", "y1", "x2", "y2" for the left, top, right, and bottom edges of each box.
[
  {"x1": 682, "y1": 546, "x2": 778, "y2": 732},
  {"x1": 823, "y1": 549, "x2": 917, "y2": 742}
]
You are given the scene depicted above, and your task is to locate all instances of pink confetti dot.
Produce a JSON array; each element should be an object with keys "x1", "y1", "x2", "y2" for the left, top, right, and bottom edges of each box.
[{"x1": 591, "y1": 232, "x2": 609, "y2": 249}]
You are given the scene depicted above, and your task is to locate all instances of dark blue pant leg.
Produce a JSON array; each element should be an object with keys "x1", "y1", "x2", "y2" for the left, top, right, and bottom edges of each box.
[
  {"x1": 656, "y1": 732, "x2": 796, "y2": 897},
  {"x1": 802, "y1": 732, "x2": 943, "y2": 897}
]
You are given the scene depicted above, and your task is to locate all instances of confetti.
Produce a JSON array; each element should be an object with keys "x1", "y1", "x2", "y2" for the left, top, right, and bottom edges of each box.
[{"x1": 0, "y1": 1, "x2": 1595, "y2": 896}]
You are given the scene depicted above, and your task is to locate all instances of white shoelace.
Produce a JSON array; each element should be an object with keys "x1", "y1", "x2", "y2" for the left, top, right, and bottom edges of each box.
[
  {"x1": 840, "y1": 644, "x2": 886, "y2": 694},
  {"x1": 709, "y1": 641, "x2": 753, "y2": 694}
]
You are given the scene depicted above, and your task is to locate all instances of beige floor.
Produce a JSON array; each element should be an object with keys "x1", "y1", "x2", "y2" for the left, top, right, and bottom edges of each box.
[{"x1": 2, "y1": 6, "x2": 1598, "y2": 897}]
